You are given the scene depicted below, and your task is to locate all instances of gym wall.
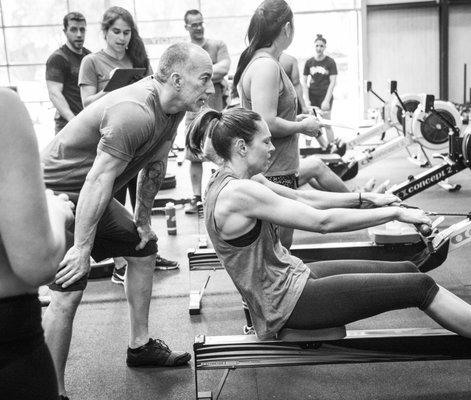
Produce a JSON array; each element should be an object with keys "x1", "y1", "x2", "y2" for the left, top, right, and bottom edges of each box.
[
  {"x1": 449, "y1": 4, "x2": 471, "y2": 104},
  {"x1": 364, "y1": 5, "x2": 439, "y2": 107}
]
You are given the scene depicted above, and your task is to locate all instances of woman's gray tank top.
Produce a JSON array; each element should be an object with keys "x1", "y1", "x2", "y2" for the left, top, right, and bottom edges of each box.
[
  {"x1": 237, "y1": 53, "x2": 299, "y2": 177},
  {"x1": 204, "y1": 168, "x2": 310, "y2": 339}
]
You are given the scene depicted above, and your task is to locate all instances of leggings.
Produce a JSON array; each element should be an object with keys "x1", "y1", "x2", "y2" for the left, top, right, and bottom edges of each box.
[
  {"x1": 284, "y1": 260, "x2": 439, "y2": 330},
  {"x1": 0, "y1": 294, "x2": 58, "y2": 400}
]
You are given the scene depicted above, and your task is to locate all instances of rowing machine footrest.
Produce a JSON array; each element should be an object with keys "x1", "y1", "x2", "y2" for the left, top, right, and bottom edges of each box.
[{"x1": 276, "y1": 326, "x2": 346, "y2": 342}]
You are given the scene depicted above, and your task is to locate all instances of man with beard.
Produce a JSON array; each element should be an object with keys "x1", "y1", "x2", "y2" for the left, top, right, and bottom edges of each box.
[{"x1": 46, "y1": 12, "x2": 90, "y2": 134}]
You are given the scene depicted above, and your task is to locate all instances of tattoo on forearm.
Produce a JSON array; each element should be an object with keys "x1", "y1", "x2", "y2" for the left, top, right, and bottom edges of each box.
[{"x1": 136, "y1": 160, "x2": 165, "y2": 224}]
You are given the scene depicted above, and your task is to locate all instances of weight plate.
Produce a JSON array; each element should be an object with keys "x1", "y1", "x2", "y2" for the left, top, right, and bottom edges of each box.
[{"x1": 412, "y1": 100, "x2": 462, "y2": 150}]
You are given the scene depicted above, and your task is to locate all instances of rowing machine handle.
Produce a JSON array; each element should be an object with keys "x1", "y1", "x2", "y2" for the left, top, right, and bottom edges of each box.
[{"x1": 415, "y1": 223, "x2": 432, "y2": 237}]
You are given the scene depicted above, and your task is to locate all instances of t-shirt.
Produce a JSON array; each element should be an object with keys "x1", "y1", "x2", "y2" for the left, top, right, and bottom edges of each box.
[
  {"x1": 186, "y1": 39, "x2": 230, "y2": 124},
  {"x1": 303, "y1": 56, "x2": 337, "y2": 97},
  {"x1": 78, "y1": 50, "x2": 134, "y2": 92},
  {"x1": 45, "y1": 45, "x2": 91, "y2": 123},
  {"x1": 41, "y1": 76, "x2": 184, "y2": 200}
]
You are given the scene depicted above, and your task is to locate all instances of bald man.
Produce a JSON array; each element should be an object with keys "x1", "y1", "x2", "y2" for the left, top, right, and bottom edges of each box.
[{"x1": 41, "y1": 42, "x2": 215, "y2": 399}]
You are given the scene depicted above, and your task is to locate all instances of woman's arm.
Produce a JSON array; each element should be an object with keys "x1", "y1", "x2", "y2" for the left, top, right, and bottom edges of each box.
[
  {"x1": 321, "y1": 74, "x2": 337, "y2": 110},
  {"x1": 225, "y1": 179, "x2": 430, "y2": 234},
  {"x1": 0, "y1": 89, "x2": 73, "y2": 286},
  {"x1": 80, "y1": 85, "x2": 107, "y2": 107},
  {"x1": 251, "y1": 173, "x2": 397, "y2": 209},
  {"x1": 247, "y1": 58, "x2": 321, "y2": 138}
]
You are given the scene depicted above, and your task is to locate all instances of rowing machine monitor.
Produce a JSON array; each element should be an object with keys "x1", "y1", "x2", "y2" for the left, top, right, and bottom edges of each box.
[
  {"x1": 425, "y1": 95, "x2": 434, "y2": 113},
  {"x1": 389, "y1": 80, "x2": 397, "y2": 94},
  {"x1": 365, "y1": 81, "x2": 372, "y2": 92}
]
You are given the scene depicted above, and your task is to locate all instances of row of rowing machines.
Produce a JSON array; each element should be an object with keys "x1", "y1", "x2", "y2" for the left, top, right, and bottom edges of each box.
[
  {"x1": 303, "y1": 81, "x2": 464, "y2": 185},
  {"x1": 187, "y1": 94, "x2": 471, "y2": 315}
]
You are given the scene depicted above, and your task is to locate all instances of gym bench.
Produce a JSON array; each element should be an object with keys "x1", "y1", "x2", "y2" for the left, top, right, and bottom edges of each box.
[{"x1": 194, "y1": 326, "x2": 471, "y2": 400}]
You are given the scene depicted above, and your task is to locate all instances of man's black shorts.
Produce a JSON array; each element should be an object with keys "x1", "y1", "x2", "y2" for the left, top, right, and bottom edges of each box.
[{"x1": 49, "y1": 198, "x2": 157, "y2": 292}]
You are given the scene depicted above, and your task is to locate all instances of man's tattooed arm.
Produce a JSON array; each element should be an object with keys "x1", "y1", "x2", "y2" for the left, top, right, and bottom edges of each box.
[{"x1": 135, "y1": 160, "x2": 166, "y2": 227}]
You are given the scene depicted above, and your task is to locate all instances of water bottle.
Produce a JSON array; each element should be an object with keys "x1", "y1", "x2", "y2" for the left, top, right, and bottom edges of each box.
[{"x1": 164, "y1": 202, "x2": 177, "y2": 235}]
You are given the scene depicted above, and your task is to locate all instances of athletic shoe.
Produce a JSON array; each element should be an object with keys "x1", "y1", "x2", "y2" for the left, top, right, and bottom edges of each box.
[
  {"x1": 155, "y1": 255, "x2": 179, "y2": 270},
  {"x1": 111, "y1": 265, "x2": 126, "y2": 285},
  {"x1": 59, "y1": 395, "x2": 70, "y2": 400},
  {"x1": 184, "y1": 197, "x2": 201, "y2": 214},
  {"x1": 126, "y1": 338, "x2": 191, "y2": 367}
]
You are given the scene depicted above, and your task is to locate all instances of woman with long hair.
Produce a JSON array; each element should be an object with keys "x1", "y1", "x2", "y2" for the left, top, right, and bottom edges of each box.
[
  {"x1": 234, "y1": 0, "x2": 350, "y2": 249},
  {"x1": 78, "y1": 6, "x2": 178, "y2": 282},
  {"x1": 186, "y1": 106, "x2": 471, "y2": 341}
]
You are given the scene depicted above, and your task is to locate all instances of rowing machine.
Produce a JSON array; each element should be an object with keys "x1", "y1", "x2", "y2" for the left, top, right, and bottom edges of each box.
[
  {"x1": 187, "y1": 213, "x2": 471, "y2": 314},
  {"x1": 388, "y1": 95, "x2": 471, "y2": 200},
  {"x1": 194, "y1": 326, "x2": 471, "y2": 400}
]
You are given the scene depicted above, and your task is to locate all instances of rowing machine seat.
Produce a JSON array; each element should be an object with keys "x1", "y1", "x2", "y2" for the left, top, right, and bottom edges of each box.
[{"x1": 276, "y1": 326, "x2": 346, "y2": 342}]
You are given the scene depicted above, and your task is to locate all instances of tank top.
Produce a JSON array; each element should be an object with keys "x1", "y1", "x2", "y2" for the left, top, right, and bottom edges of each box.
[
  {"x1": 238, "y1": 53, "x2": 299, "y2": 177},
  {"x1": 204, "y1": 168, "x2": 310, "y2": 339}
]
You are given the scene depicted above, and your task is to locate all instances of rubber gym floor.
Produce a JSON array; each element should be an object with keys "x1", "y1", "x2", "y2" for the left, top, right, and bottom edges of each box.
[{"x1": 45, "y1": 141, "x2": 471, "y2": 400}]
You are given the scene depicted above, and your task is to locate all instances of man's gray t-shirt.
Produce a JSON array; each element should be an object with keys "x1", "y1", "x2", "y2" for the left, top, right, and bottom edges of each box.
[{"x1": 41, "y1": 76, "x2": 184, "y2": 199}]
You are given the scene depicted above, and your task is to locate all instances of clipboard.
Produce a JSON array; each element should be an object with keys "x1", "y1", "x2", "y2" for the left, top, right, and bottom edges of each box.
[{"x1": 103, "y1": 68, "x2": 146, "y2": 92}]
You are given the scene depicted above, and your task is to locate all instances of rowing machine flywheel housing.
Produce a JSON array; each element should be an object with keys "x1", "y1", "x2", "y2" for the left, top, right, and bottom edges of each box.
[{"x1": 412, "y1": 100, "x2": 462, "y2": 150}]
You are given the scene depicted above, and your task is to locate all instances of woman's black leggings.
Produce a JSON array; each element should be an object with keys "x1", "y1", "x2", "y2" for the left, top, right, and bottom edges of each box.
[{"x1": 285, "y1": 260, "x2": 439, "y2": 330}]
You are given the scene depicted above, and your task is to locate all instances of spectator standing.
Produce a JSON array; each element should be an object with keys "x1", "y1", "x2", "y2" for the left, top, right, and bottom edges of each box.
[
  {"x1": 183, "y1": 9, "x2": 230, "y2": 214},
  {"x1": 46, "y1": 12, "x2": 90, "y2": 134}
]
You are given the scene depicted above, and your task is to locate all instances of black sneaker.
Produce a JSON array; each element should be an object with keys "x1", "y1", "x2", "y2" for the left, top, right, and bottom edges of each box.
[
  {"x1": 59, "y1": 395, "x2": 69, "y2": 400},
  {"x1": 111, "y1": 266, "x2": 126, "y2": 285},
  {"x1": 155, "y1": 255, "x2": 179, "y2": 270},
  {"x1": 126, "y1": 338, "x2": 191, "y2": 367}
]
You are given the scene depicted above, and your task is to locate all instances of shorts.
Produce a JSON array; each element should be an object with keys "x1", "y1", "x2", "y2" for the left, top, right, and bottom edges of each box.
[
  {"x1": 48, "y1": 198, "x2": 157, "y2": 292},
  {"x1": 266, "y1": 173, "x2": 299, "y2": 189},
  {"x1": 0, "y1": 294, "x2": 58, "y2": 399},
  {"x1": 308, "y1": 93, "x2": 333, "y2": 110}
]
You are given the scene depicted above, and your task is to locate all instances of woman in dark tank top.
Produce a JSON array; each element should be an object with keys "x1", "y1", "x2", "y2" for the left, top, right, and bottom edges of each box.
[{"x1": 186, "y1": 106, "x2": 471, "y2": 341}]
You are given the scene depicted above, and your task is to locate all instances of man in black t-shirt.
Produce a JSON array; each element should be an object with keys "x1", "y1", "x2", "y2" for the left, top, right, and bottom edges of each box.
[{"x1": 46, "y1": 12, "x2": 90, "y2": 134}]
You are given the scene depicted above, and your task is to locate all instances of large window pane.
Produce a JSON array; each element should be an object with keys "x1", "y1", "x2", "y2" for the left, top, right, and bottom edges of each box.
[
  {"x1": 5, "y1": 26, "x2": 62, "y2": 64},
  {"x1": 0, "y1": 67, "x2": 9, "y2": 85},
  {"x1": 293, "y1": 11, "x2": 361, "y2": 121},
  {"x1": 201, "y1": 0, "x2": 258, "y2": 18},
  {"x1": 68, "y1": 0, "x2": 136, "y2": 24},
  {"x1": 139, "y1": 21, "x2": 188, "y2": 60},
  {"x1": 0, "y1": 29, "x2": 7, "y2": 64},
  {"x1": 1, "y1": 0, "x2": 67, "y2": 26},
  {"x1": 136, "y1": 0, "x2": 198, "y2": 22}
]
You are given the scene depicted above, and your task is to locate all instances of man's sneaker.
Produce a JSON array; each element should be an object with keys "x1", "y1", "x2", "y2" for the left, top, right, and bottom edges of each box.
[
  {"x1": 111, "y1": 265, "x2": 126, "y2": 285},
  {"x1": 184, "y1": 197, "x2": 201, "y2": 214},
  {"x1": 126, "y1": 338, "x2": 191, "y2": 367},
  {"x1": 155, "y1": 255, "x2": 179, "y2": 270}
]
